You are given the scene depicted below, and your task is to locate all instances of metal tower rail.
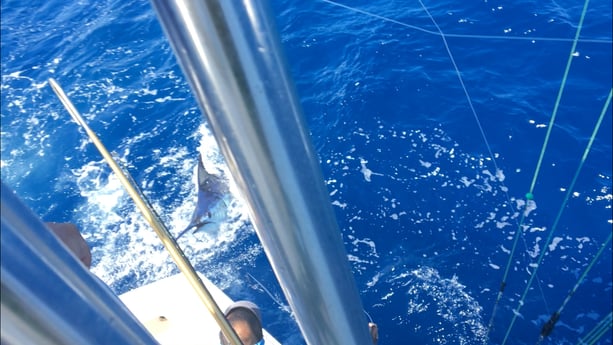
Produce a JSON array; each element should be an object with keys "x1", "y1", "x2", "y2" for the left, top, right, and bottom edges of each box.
[
  {"x1": 1, "y1": 182, "x2": 159, "y2": 345},
  {"x1": 150, "y1": 1, "x2": 372, "y2": 344}
]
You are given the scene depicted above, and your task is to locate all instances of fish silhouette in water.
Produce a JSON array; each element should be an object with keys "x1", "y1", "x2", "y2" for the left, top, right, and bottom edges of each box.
[{"x1": 176, "y1": 154, "x2": 229, "y2": 240}]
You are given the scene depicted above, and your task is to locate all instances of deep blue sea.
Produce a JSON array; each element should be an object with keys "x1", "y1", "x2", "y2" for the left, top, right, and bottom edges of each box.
[{"x1": 1, "y1": 0, "x2": 611, "y2": 344}]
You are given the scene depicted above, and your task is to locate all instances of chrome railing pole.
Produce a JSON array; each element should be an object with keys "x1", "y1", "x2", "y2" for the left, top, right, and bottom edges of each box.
[
  {"x1": 150, "y1": 1, "x2": 372, "y2": 344},
  {"x1": 1, "y1": 182, "x2": 159, "y2": 345}
]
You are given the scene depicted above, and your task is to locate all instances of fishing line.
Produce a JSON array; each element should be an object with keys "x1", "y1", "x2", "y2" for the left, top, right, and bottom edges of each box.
[
  {"x1": 501, "y1": 86, "x2": 611, "y2": 344},
  {"x1": 318, "y1": 0, "x2": 611, "y2": 342},
  {"x1": 538, "y1": 231, "x2": 612, "y2": 343},
  {"x1": 499, "y1": 0, "x2": 597, "y2": 334},
  {"x1": 417, "y1": 0, "x2": 498, "y2": 176},
  {"x1": 416, "y1": 0, "x2": 552, "y2": 337},
  {"x1": 246, "y1": 273, "x2": 292, "y2": 314},
  {"x1": 528, "y1": 2, "x2": 592, "y2": 196},
  {"x1": 577, "y1": 311, "x2": 612, "y2": 345},
  {"x1": 247, "y1": 272, "x2": 379, "y2": 333},
  {"x1": 494, "y1": 0, "x2": 600, "y2": 340},
  {"x1": 485, "y1": 204, "x2": 529, "y2": 334},
  {"x1": 319, "y1": 0, "x2": 612, "y2": 44}
]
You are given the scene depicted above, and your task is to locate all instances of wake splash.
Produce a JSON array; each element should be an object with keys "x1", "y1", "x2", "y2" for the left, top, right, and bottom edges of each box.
[
  {"x1": 389, "y1": 266, "x2": 487, "y2": 345},
  {"x1": 73, "y1": 123, "x2": 253, "y2": 295}
]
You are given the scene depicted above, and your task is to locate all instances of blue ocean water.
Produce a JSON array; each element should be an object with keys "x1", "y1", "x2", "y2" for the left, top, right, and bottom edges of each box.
[{"x1": 1, "y1": 0, "x2": 611, "y2": 344}]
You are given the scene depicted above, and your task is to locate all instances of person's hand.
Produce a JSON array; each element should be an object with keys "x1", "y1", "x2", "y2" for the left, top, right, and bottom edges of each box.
[
  {"x1": 369, "y1": 322, "x2": 378, "y2": 344},
  {"x1": 46, "y1": 222, "x2": 92, "y2": 268}
]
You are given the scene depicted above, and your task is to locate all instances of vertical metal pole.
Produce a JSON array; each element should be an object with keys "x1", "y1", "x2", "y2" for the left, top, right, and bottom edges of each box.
[
  {"x1": 149, "y1": 1, "x2": 372, "y2": 344},
  {"x1": 1, "y1": 182, "x2": 159, "y2": 345}
]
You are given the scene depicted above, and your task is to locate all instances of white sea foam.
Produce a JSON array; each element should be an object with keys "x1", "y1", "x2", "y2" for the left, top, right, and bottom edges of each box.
[
  {"x1": 72, "y1": 122, "x2": 255, "y2": 293},
  {"x1": 548, "y1": 237, "x2": 563, "y2": 251},
  {"x1": 527, "y1": 237, "x2": 541, "y2": 258},
  {"x1": 496, "y1": 221, "x2": 511, "y2": 229},
  {"x1": 332, "y1": 200, "x2": 347, "y2": 208},
  {"x1": 500, "y1": 244, "x2": 511, "y2": 254},
  {"x1": 359, "y1": 157, "x2": 382, "y2": 182},
  {"x1": 459, "y1": 176, "x2": 474, "y2": 187},
  {"x1": 420, "y1": 159, "x2": 432, "y2": 168},
  {"x1": 523, "y1": 199, "x2": 537, "y2": 217},
  {"x1": 401, "y1": 267, "x2": 487, "y2": 344},
  {"x1": 366, "y1": 272, "x2": 381, "y2": 288},
  {"x1": 351, "y1": 237, "x2": 379, "y2": 258}
]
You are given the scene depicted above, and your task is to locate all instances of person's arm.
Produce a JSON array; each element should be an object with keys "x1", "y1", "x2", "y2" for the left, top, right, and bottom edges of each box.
[{"x1": 45, "y1": 222, "x2": 92, "y2": 269}]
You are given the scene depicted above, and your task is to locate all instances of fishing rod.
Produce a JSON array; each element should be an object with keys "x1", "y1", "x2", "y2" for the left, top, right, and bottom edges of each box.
[{"x1": 48, "y1": 78, "x2": 244, "y2": 345}]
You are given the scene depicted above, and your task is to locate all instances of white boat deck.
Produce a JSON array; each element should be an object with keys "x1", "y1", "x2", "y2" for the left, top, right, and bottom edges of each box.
[{"x1": 119, "y1": 273, "x2": 281, "y2": 345}]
